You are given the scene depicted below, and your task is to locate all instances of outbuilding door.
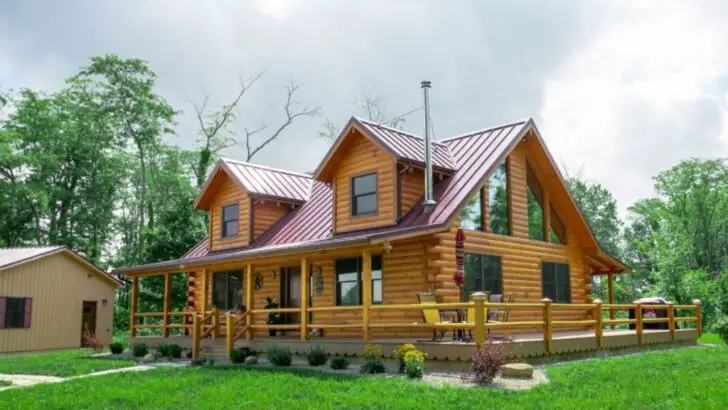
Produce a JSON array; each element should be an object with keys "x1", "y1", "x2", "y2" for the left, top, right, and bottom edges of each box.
[{"x1": 81, "y1": 301, "x2": 97, "y2": 346}]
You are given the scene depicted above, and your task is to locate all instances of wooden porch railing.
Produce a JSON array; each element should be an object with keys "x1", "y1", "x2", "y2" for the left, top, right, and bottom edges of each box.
[{"x1": 149, "y1": 297, "x2": 701, "y2": 359}]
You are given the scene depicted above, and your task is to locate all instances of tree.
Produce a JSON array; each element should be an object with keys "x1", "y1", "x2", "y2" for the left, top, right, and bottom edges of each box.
[
  {"x1": 190, "y1": 73, "x2": 319, "y2": 188},
  {"x1": 76, "y1": 55, "x2": 177, "y2": 262},
  {"x1": 566, "y1": 174, "x2": 623, "y2": 259},
  {"x1": 318, "y1": 92, "x2": 409, "y2": 143}
]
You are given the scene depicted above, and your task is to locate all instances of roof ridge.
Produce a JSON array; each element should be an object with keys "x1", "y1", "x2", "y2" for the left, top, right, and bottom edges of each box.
[
  {"x1": 0, "y1": 245, "x2": 64, "y2": 250},
  {"x1": 221, "y1": 157, "x2": 312, "y2": 178},
  {"x1": 354, "y1": 117, "x2": 449, "y2": 147},
  {"x1": 440, "y1": 118, "x2": 531, "y2": 143}
]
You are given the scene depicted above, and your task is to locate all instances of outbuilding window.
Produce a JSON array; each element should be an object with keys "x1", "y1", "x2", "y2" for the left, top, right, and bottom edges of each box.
[
  {"x1": 0, "y1": 297, "x2": 32, "y2": 329},
  {"x1": 351, "y1": 173, "x2": 377, "y2": 216}
]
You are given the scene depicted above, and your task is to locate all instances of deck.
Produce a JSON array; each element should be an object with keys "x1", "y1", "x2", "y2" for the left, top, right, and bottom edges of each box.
[{"x1": 132, "y1": 328, "x2": 698, "y2": 362}]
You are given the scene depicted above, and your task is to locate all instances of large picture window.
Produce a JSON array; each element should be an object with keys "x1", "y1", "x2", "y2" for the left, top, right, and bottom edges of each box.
[
  {"x1": 459, "y1": 190, "x2": 483, "y2": 231},
  {"x1": 488, "y1": 162, "x2": 509, "y2": 235},
  {"x1": 351, "y1": 173, "x2": 377, "y2": 216},
  {"x1": 221, "y1": 204, "x2": 239, "y2": 238},
  {"x1": 212, "y1": 270, "x2": 243, "y2": 310},
  {"x1": 462, "y1": 253, "x2": 502, "y2": 300},
  {"x1": 0, "y1": 297, "x2": 30, "y2": 329},
  {"x1": 542, "y1": 262, "x2": 571, "y2": 303},
  {"x1": 335, "y1": 255, "x2": 382, "y2": 306}
]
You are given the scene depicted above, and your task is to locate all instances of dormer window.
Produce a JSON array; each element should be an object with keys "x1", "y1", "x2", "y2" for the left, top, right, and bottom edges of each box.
[
  {"x1": 221, "y1": 203, "x2": 239, "y2": 238},
  {"x1": 351, "y1": 173, "x2": 377, "y2": 216}
]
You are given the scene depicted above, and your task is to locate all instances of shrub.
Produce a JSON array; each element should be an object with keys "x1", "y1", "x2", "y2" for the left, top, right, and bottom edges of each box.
[
  {"x1": 470, "y1": 340, "x2": 508, "y2": 385},
  {"x1": 330, "y1": 356, "x2": 349, "y2": 370},
  {"x1": 156, "y1": 344, "x2": 170, "y2": 358},
  {"x1": 307, "y1": 345, "x2": 328, "y2": 366},
  {"x1": 168, "y1": 344, "x2": 183, "y2": 359},
  {"x1": 230, "y1": 347, "x2": 253, "y2": 364},
  {"x1": 393, "y1": 343, "x2": 418, "y2": 373},
  {"x1": 404, "y1": 350, "x2": 425, "y2": 379},
  {"x1": 360, "y1": 344, "x2": 386, "y2": 374},
  {"x1": 132, "y1": 343, "x2": 148, "y2": 358},
  {"x1": 109, "y1": 342, "x2": 124, "y2": 355},
  {"x1": 191, "y1": 357, "x2": 206, "y2": 366},
  {"x1": 204, "y1": 355, "x2": 216, "y2": 366},
  {"x1": 715, "y1": 316, "x2": 728, "y2": 345},
  {"x1": 267, "y1": 345, "x2": 292, "y2": 366}
]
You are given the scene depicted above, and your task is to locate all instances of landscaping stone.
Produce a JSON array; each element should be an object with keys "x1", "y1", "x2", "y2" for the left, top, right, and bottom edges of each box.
[
  {"x1": 501, "y1": 363, "x2": 534, "y2": 378},
  {"x1": 141, "y1": 353, "x2": 156, "y2": 364},
  {"x1": 244, "y1": 356, "x2": 258, "y2": 365}
]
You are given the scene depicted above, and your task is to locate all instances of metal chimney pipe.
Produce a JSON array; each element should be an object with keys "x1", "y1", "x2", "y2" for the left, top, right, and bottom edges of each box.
[{"x1": 421, "y1": 80, "x2": 436, "y2": 213}]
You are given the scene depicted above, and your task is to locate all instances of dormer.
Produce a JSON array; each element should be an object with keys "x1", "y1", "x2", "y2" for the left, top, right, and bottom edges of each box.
[
  {"x1": 314, "y1": 117, "x2": 456, "y2": 234},
  {"x1": 195, "y1": 159, "x2": 312, "y2": 251}
]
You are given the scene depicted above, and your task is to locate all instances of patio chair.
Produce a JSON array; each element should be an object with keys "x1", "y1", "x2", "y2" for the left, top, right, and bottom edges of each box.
[
  {"x1": 417, "y1": 292, "x2": 449, "y2": 342},
  {"x1": 486, "y1": 294, "x2": 514, "y2": 340}
]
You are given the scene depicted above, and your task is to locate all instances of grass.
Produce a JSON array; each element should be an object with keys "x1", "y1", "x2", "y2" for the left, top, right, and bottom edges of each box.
[
  {"x1": 698, "y1": 332, "x2": 724, "y2": 344},
  {"x1": 2, "y1": 346, "x2": 727, "y2": 409},
  {"x1": 0, "y1": 349, "x2": 136, "y2": 377}
]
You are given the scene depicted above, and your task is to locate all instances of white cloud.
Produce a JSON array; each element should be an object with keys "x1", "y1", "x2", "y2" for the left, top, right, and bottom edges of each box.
[{"x1": 540, "y1": 1, "x2": 728, "y2": 214}]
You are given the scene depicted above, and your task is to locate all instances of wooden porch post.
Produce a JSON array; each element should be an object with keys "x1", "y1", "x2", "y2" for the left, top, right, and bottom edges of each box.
[
  {"x1": 542, "y1": 298, "x2": 553, "y2": 354},
  {"x1": 543, "y1": 190, "x2": 551, "y2": 242},
  {"x1": 245, "y1": 263, "x2": 254, "y2": 340},
  {"x1": 667, "y1": 301, "x2": 675, "y2": 341},
  {"x1": 693, "y1": 299, "x2": 702, "y2": 336},
  {"x1": 201, "y1": 268, "x2": 210, "y2": 313},
  {"x1": 594, "y1": 299, "x2": 603, "y2": 348},
  {"x1": 472, "y1": 292, "x2": 486, "y2": 348},
  {"x1": 607, "y1": 273, "x2": 615, "y2": 330},
  {"x1": 225, "y1": 312, "x2": 234, "y2": 357},
  {"x1": 301, "y1": 257, "x2": 309, "y2": 341},
  {"x1": 163, "y1": 272, "x2": 171, "y2": 338},
  {"x1": 130, "y1": 276, "x2": 139, "y2": 338},
  {"x1": 192, "y1": 313, "x2": 201, "y2": 358},
  {"x1": 361, "y1": 250, "x2": 372, "y2": 341},
  {"x1": 635, "y1": 303, "x2": 643, "y2": 345}
]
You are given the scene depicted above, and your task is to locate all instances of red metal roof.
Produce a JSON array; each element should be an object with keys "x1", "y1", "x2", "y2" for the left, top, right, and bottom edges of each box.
[
  {"x1": 117, "y1": 118, "x2": 534, "y2": 274},
  {"x1": 355, "y1": 118, "x2": 457, "y2": 171},
  {"x1": 221, "y1": 158, "x2": 312, "y2": 203}
]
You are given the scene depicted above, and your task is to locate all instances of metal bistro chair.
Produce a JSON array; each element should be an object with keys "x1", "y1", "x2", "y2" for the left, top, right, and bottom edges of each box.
[
  {"x1": 486, "y1": 294, "x2": 513, "y2": 340},
  {"x1": 417, "y1": 292, "x2": 449, "y2": 342}
]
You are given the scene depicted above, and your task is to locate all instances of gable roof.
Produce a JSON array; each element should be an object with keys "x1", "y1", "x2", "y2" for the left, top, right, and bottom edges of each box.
[
  {"x1": 195, "y1": 158, "x2": 313, "y2": 209},
  {"x1": 314, "y1": 117, "x2": 456, "y2": 181},
  {"x1": 0, "y1": 246, "x2": 122, "y2": 287},
  {"x1": 117, "y1": 117, "x2": 628, "y2": 275}
]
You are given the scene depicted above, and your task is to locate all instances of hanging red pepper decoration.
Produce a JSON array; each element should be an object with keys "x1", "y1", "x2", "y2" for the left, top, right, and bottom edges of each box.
[{"x1": 454, "y1": 228, "x2": 466, "y2": 287}]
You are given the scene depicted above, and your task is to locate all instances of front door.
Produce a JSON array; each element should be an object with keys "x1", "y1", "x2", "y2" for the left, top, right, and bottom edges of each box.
[
  {"x1": 81, "y1": 301, "x2": 97, "y2": 346},
  {"x1": 280, "y1": 267, "x2": 301, "y2": 325}
]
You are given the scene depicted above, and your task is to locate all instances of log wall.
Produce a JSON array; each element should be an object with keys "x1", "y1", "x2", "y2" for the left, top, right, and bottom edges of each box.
[{"x1": 209, "y1": 174, "x2": 250, "y2": 251}]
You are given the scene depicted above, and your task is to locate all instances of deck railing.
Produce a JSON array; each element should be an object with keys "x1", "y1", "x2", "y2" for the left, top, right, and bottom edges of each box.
[{"x1": 172, "y1": 296, "x2": 704, "y2": 358}]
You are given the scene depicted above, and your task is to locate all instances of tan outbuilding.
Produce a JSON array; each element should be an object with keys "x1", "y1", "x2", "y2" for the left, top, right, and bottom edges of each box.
[{"x1": 0, "y1": 246, "x2": 121, "y2": 353}]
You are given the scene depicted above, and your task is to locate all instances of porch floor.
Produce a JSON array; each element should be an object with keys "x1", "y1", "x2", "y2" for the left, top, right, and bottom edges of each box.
[{"x1": 132, "y1": 328, "x2": 698, "y2": 362}]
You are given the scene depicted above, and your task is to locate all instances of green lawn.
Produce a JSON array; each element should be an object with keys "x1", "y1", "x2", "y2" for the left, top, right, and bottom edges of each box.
[
  {"x1": 2, "y1": 346, "x2": 727, "y2": 409},
  {"x1": 0, "y1": 349, "x2": 136, "y2": 377},
  {"x1": 698, "y1": 332, "x2": 724, "y2": 344}
]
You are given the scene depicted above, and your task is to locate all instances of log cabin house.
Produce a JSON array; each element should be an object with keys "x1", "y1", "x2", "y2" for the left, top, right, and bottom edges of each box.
[{"x1": 116, "y1": 115, "x2": 701, "y2": 360}]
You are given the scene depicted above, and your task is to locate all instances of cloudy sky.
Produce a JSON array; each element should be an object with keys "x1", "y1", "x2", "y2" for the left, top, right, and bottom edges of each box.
[{"x1": 2, "y1": 0, "x2": 728, "y2": 215}]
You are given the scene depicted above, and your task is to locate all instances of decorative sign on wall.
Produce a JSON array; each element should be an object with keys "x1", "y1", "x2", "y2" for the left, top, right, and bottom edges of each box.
[
  {"x1": 254, "y1": 273, "x2": 264, "y2": 290},
  {"x1": 314, "y1": 266, "x2": 324, "y2": 296},
  {"x1": 269, "y1": 270, "x2": 277, "y2": 279}
]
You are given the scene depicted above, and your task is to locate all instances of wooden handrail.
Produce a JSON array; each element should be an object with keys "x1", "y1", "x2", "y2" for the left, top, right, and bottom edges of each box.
[
  {"x1": 134, "y1": 312, "x2": 163, "y2": 317},
  {"x1": 307, "y1": 306, "x2": 364, "y2": 313},
  {"x1": 250, "y1": 307, "x2": 301, "y2": 314}
]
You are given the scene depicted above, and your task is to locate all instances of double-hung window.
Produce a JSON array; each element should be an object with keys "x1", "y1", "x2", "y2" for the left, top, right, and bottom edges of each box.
[
  {"x1": 335, "y1": 255, "x2": 383, "y2": 306},
  {"x1": 221, "y1": 204, "x2": 239, "y2": 238},
  {"x1": 351, "y1": 173, "x2": 377, "y2": 216},
  {"x1": 0, "y1": 297, "x2": 31, "y2": 329},
  {"x1": 541, "y1": 262, "x2": 571, "y2": 303},
  {"x1": 462, "y1": 253, "x2": 503, "y2": 300}
]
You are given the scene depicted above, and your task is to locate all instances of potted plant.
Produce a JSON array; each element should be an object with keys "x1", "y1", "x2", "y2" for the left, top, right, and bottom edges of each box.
[{"x1": 265, "y1": 297, "x2": 283, "y2": 337}]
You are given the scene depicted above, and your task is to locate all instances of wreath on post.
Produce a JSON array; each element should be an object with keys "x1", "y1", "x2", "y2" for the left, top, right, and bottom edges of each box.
[{"x1": 254, "y1": 273, "x2": 264, "y2": 290}]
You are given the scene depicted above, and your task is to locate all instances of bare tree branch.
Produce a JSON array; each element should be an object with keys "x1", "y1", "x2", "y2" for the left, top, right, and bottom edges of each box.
[{"x1": 246, "y1": 79, "x2": 320, "y2": 161}]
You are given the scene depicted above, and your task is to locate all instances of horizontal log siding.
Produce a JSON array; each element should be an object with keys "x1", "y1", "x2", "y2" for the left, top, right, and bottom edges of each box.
[
  {"x1": 252, "y1": 201, "x2": 290, "y2": 241},
  {"x1": 209, "y1": 175, "x2": 250, "y2": 251},
  {"x1": 399, "y1": 167, "x2": 424, "y2": 219},
  {"x1": 334, "y1": 130, "x2": 396, "y2": 233}
]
